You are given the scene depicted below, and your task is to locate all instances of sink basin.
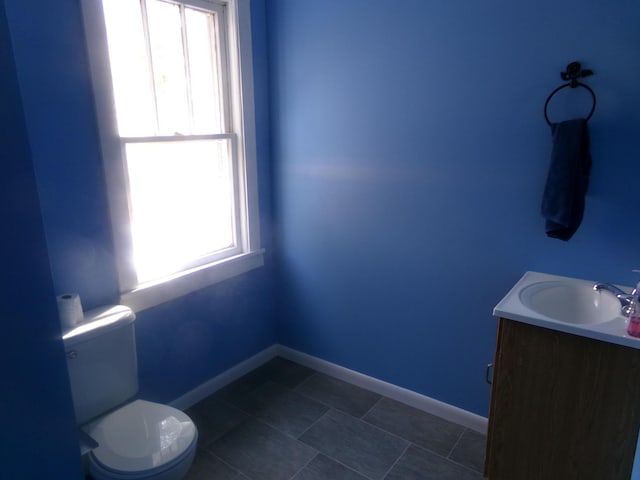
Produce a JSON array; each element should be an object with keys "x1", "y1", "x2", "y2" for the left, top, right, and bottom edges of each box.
[
  {"x1": 494, "y1": 272, "x2": 638, "y2": 349},
  {"x1": 518, "y1": 280, "x2": 621, "y2": 325}
]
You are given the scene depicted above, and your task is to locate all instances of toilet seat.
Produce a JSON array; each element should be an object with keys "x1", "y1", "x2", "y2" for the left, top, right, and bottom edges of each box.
[{"x1": 85, "y1": 399, "x2": 197, "y2": 479}]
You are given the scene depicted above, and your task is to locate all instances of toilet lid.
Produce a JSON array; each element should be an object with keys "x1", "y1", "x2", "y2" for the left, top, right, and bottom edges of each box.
[{"x1": 85, "y1": 399, "x2": 197, "y2": 473}]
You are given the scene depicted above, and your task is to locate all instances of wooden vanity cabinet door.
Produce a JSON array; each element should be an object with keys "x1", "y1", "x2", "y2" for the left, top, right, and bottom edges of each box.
[
  {"x1": 485, "y1": 318, "x2": 640, "y2": 480},
  {"x1": 483, "y1": 317, "x2": 504, "y2": 478}
]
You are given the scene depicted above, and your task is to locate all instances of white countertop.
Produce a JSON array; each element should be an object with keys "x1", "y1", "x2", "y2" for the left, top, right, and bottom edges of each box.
[{"x1": 494, "y1": 271, "x2": 640, "y2": 350}]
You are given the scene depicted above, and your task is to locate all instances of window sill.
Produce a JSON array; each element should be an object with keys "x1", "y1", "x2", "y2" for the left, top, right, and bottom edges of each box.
[{"x1": 120, "y1": 249, "x2": 265, "y2": 312}]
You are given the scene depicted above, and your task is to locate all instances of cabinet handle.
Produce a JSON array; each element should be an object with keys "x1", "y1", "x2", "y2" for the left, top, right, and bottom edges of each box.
[{"x1": 486, "y1": 362, "x2": 494, "y2": 384}]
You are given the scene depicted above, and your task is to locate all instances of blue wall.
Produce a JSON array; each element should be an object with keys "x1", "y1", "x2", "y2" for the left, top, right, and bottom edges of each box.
[
  {"x1": 0, "y1": 0, "x2": 83, "y2": 477},
  {"x1": 268, "y1": 0, "x2": 640, "y2": 415},
  {"x1": 4, "y1": 0, "x2": 275, "y2": 423},
  {"x1": 5, "y1": 0, "x2": 640, "y2": 474}
]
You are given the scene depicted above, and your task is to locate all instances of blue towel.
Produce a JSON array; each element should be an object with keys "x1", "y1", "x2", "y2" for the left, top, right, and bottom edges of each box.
[{"x1": 541, "y1": 118, "x2": 592, "y2": 241}]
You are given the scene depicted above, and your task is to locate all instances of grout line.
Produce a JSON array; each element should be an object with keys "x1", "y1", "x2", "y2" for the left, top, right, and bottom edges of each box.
[
  {"x1": 380, "y1": 442, "x2": 411, "y2": 480},
  {"x1": 292, "y1": 377, "x2": 420, "y2": 451},
  {"x1": 294, "y1": 407, "x2": 332, "y2": 440},
  {"x1": 200, "y1": 414, "x2": 253, "y2": 451},
  {"x1": 277, "y1": 407, "x2": 378, "y2": 480},
  {"x1": 209, "y1": 400, "x2": 257, "y2": 444},
  {"x1": 198, "y1": 448, "x2": 245, "y2": 479},
  {"x1": 446, "y1": 428, "x2": 466, "y2": 459},
  {"x1": 296, "y1": 404, "x2": 416, "y2": 477},
  {"x1": 205, "y1": 373, "x2": 329, "y2": 443},
  {"x1": 221, "y1": 378, "x2": 325, "y2": 443},
  {"x1": 289, "y1": 388, "x2": 412, "y2": 449},
  {"x1": 322, "y1": 455, "x2": 379, "y2": 480},
  {"x1": 275, "y1": 404, "x2": 395, "y2": 480},
  {"x1": 292, "y1": 370, "x2": 319, "y2": 392},
  {"x1": 286, "y1": 453, "x2": 319, "y2": 480},
  {"x1": 291, "y1": 376, "x2": 365, "y2": 415},
  {"x1": 293, "y1": 371, "x2": 386, "y2": 420},
  {"x1": 411, "y1": 441, "x2": 484, "y2": 476},
  {"x1": 358, "y1": 414, "x2": 414, "y2": 446},
  {"x1": 360, "y1": 394, "x2": 384, "y2": 419},
  {"x1": 244, "y1": 410, "x2": 318, "y2": 443}
]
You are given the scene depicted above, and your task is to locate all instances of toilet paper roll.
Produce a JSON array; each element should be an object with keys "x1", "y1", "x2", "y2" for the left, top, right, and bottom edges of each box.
[{"x1": 57, "y1": 293, "x2": 84, "y2": 331}]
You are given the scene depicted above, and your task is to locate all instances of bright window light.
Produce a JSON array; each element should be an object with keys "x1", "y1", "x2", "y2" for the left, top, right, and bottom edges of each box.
[
  {"x1": 125, "y1": 139, "x2": 235, "y2": 283},
  {"x1": 83, "y1": 0, "x2": 262, "y2": 308},
  {"x1": 100, "y1": 0, "x2": 240, "y2": 284}
]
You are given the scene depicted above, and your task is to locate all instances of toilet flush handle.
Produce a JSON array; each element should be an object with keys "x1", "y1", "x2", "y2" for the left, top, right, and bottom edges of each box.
[{"x1": 66, "y1": 350, "x2": 78, "y2": 360}]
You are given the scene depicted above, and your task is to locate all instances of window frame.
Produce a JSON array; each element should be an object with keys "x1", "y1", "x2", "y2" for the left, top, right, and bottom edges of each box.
[{"x1": 81, "y1": 0, "x2": 263, "y2": 312}]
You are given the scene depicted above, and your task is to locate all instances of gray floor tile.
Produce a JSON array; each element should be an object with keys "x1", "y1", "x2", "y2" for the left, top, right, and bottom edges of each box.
[
  {"x1": 181, "y1": 359, "x2": 484, "y2": 480},
  {"x1": 185, "y1": 449, "x2": 240, "y2": 480},
  {"x1": 385, "y1": 445, "x2": 483, "y2": 480},
  {"x1": 254, "y1": 356, "x2": 317, "y2": 388},
  {"x1": 448, "y1": 429, "x2": 486, "y2": 473},
  {"x1": 215, "y1": 370, "x2": 269, "y2": 405},
  {"x1": 363, "y1": 397, "x2": 465, "y2": 456},
  {"x1": 216, "y1": 357, "x2": 317, "y2": 406},
  {"x1": 296, "y1": 373, "x2": 381, "y2": 417},
  {"x1": 209, "y1": 418, "x2": 317, "y2": 480},
  {"x1": 234, "y1": 381, "x2": 329, "y2": 437},
  {"x1": 299, "y1": 409, "x2": 408, "y2": 480},
  {"x1": 186, "y1": 396, "x2": 248, "y2": 446},
  {"x1": 291, "y1": 454, "x2": 369, "y2": 480}
]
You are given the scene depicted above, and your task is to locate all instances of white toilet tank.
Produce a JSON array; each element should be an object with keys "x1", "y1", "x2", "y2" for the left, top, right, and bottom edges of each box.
[{"x1": 63, "y1": 305, "x2": 138, "y2": 425}]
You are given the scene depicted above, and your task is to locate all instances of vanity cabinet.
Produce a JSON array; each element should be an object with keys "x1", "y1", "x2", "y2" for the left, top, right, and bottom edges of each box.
[{"x1": 485, "y1": 317, "x2": 640, "y2": 480}]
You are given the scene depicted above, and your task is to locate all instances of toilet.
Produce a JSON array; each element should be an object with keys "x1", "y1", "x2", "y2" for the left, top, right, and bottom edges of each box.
[{"x1": 63, "y1": 305, "x2": 197, "y2": 480}]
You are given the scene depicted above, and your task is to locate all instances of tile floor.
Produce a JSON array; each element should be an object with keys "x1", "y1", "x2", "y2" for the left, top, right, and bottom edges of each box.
[{"x1": 184, "y1": 357, "x2": 486, "y2": 480}]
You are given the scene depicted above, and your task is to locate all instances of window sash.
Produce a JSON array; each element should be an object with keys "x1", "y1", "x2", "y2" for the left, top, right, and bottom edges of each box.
[
  {"x1": 120, "y1": 134, "x2": 243, "y2": 285},
  {"x1": 102, "y1": 0, "x2": 230, "y2": 137},
  {"x1": 104, "y1": 0, "x2": 242, "y2": 288},
  {"x1": 81, "y1": 0, "x2": 263, "y2": 311}
]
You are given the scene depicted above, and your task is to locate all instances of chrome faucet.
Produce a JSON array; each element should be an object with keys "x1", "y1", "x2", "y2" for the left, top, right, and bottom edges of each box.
[{"x1": 593, "y1": 282, "x2": 637, "y2": 316}]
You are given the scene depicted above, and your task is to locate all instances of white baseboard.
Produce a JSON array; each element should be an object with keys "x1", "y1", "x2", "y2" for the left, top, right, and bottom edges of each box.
[
  {"x1": 276, "y1": 346, "x2": 488, "y2": 434},
  {"x1": 170, "y1": 343, "x2": 488, "y2": 434},
  {"x1": 170, "y1": 344, "x2": 280, "y2": 410}
]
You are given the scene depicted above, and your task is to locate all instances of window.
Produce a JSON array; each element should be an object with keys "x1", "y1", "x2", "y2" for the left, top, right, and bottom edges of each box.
[{"x1": 81, "y1": 0, "x2": 262, "y2": 311}]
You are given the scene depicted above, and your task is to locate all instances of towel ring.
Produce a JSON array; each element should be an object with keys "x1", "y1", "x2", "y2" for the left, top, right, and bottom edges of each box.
[{"x1": 544, "y1": 81, "x2": 596, "y2": 126}]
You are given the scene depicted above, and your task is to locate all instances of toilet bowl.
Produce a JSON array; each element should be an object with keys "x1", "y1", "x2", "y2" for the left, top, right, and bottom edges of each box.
[
  {"x1": 63, "y1": 305, "x2": 198, "y2": 479},
  {"x1": 85, "y1": 400, "x2": 197, "y2": 480}
]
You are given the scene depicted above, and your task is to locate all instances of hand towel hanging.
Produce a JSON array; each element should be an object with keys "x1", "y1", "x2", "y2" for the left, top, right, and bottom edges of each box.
[
  {"x1": 541, "y1": 62, "x2": 595, "y2": 241},
  {"x1": 541, "y1": 119, "x2": 592, "y2": 240}
]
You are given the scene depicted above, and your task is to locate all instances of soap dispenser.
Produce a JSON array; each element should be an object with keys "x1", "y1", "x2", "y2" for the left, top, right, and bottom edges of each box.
[{"x1": 627, "y1": 281, "x2": 640, "y2": 338}]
